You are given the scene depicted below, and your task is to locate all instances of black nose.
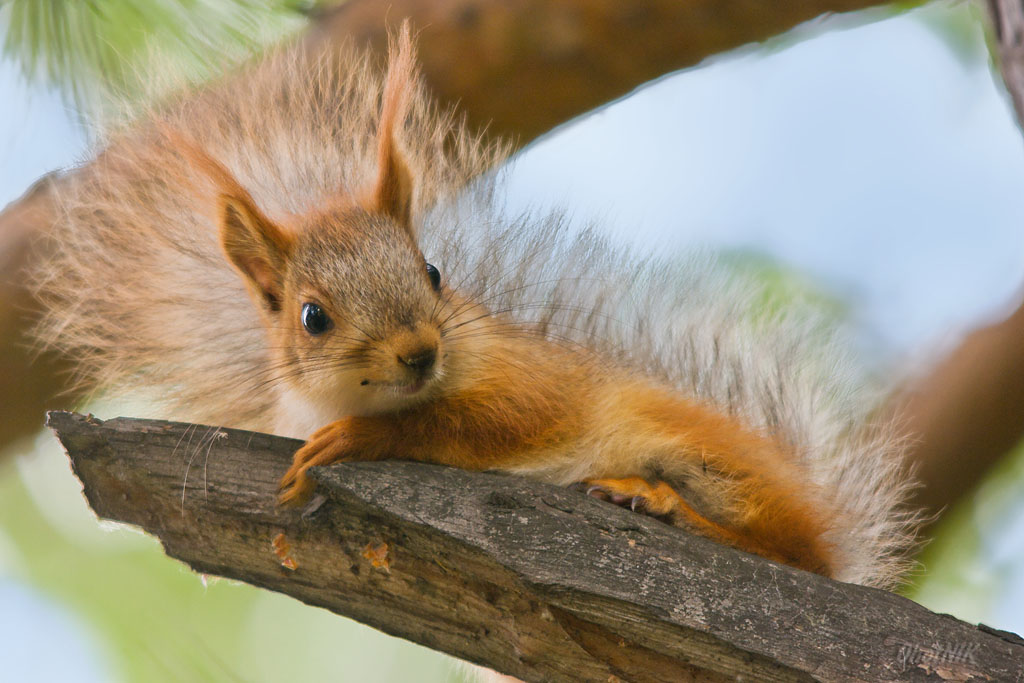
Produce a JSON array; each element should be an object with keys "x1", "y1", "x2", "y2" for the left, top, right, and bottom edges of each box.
[{"x1": 399, "y1": 348, "x2": 436, "y2": 374}]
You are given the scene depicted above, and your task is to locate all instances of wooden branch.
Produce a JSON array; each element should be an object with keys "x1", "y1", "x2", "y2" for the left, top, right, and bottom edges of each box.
[{"x1": 48, "y1": 411, "x2": 1024, "y2": 682}]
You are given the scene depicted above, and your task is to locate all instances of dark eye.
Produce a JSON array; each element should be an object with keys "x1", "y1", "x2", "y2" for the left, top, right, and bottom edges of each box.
[
  {"x1": 301, "y1": 302, "x2": 332, "y2": 335},
  {"x1": 425, "y1": 262, "x2": 441, "y2": 291}
]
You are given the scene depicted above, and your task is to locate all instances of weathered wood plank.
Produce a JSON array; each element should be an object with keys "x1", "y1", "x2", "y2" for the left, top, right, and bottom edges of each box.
[{"x1": 47, "y1": 411, "x2": 1024, "y2": 682}]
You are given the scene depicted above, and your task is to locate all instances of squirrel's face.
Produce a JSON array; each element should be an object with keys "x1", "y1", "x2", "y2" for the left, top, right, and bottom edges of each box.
[
  {"x1": 269, "y1": 209, "x2": 451, "y2": 416},
  {"x1": 208, "y1": 48, "x2": 452, "y2": 418}
]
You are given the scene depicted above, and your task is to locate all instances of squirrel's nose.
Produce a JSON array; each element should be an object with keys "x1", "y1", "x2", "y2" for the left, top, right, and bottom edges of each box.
[{"x1": 399, "y1": 347, "x2": 436, "y2": 374}]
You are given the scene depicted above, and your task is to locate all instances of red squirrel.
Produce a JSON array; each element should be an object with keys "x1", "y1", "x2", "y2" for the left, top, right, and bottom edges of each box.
[{"x1": 35, "y1": 27, "x2": 918, "y2": 587}]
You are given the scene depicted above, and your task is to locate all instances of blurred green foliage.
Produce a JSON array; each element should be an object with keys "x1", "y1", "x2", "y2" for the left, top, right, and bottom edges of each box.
[
  {"x1": 719, "y1": 249, "x2": 848, "y2": 326},
  {"x1": 1, "y1": 0, "x2": 315, "y2": 120},
  {"x1": 909, "y1": 439, "x2": 1024, "y2": 623},
  {"x1": 915, "y1": 0, "x2": 991, "y2": 68}
]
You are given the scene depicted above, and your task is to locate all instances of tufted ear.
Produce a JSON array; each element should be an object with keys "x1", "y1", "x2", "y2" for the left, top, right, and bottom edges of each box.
[
  {"x1": 217, "y1": 192, "x2": 292, "y2": 312},
  {"x1": 364, "y1": 22, "x2": 416, "y2": 236}
]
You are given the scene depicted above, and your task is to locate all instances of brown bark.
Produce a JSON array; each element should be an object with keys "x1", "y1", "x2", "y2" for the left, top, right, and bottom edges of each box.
[{"x1": 48, "y1": 411, "x2": 1024, "y2": 683}]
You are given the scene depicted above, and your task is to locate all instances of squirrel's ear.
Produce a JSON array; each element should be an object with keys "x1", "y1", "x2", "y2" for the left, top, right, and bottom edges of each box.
[
  {"x1": 161, "y1": 127, "x2": 294, "y2": 311},
  {"x1": 219, "y1": 193, "x2": 293, "y2": 312},
  {"x1": 364, "y1": 22, "x2": 416, "y2": 236}
]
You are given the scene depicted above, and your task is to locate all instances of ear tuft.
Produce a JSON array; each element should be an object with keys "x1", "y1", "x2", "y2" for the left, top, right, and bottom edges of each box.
[{"x1": 366, "y1": 21, "x2": 417, "y2": 235}]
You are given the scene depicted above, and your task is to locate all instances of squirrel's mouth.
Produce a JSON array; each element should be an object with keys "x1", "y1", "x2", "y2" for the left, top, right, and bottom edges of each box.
[
  {"x1": 396, "y1": 378, "x2": 426, "y2": 395},
  {"x1": 362, "y1": 375, "x2": 433, "y2": 396},
  {"x1": 362, "y1": 356, "x2": 443, "y2": 398}
]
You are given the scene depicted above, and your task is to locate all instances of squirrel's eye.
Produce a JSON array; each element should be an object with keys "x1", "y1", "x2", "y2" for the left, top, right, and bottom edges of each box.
[
  {"x1": 301, "y1": 302, "x2": 332, "y2": 335},
  {"x1": 425, "y1": 262, "x2": 441, "y2": 291}
]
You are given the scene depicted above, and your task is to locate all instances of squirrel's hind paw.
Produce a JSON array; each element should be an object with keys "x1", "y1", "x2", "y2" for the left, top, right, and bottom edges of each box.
[
  {"x1": 578, "y1": 477, "x2": 768, "y2": 566},
  {"x1": 578, "y1": 477, "x2": 683, "y2": 523}
]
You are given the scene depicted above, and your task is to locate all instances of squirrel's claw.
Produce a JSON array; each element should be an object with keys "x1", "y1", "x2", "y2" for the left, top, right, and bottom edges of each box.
[
  {"x1": 577, "y1": 477, "x2": 683, "y2": 523},
  {"x1": 278, "y1": 420, "x2": 354, "y2": 506},
  {"x1": 277, "y1": 466, "x2": 315, "y2": 506}
]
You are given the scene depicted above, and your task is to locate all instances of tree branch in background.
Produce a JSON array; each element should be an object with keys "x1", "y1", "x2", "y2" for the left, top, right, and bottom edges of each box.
[
  {"x1": 894, "y1": 298, "x2": 1024, "y2": 523},
  {"x1": 0, "y1": 173, "x2": 76, "y2": 451},
  {"x1": 308, "y1": 0, "x2": 904, "y2": 143},
  {"x1": 47, "y1": 412, "x2": 1024, "y2": 683}
]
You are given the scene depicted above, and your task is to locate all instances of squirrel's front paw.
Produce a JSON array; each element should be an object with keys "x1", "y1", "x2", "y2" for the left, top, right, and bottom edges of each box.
[
  {"x1": 278, "y1": 421, "x2": 353, "y2": 506},
  {"x1": 278, "y1": 459, "x2": 316, "y2": 506}
]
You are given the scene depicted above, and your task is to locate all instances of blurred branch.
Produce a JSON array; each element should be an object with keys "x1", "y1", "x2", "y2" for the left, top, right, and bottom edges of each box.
[
  {"x1": 0, "y1": 0, "x2": 310, "y2": 117},
  {"x1": 896, "y1": 296, "x2": 1024, "y2": 524},
  {"x1": 0, "y1": 175, "x2": 75, "y2": 456},
  {"x1": 988, "y1": 0, "x2": 1024, "y2": 126},
  {"x1": 307, "y1": 0, "x2": 910, "y2": 143},
  {"x1": 48, "y1": 411, "x2": 1024, "y2": 683}
]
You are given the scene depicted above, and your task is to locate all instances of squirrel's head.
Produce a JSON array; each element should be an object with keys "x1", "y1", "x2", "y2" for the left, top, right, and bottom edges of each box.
[
  {"x1": 216, "y1": 195, "x2": 450, "y2": 416},
  {"x1": 189, "y1": 23, "x2": 460, "y2": 416}
]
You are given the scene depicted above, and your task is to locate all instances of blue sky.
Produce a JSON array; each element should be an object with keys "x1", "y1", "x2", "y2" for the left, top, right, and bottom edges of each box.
[
  {"x1": 0, "y1": 580, "x2": 110, "y2": 683},
  {"x1": 0, "y1": 59, "x2": 85, "y2": 206}
]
